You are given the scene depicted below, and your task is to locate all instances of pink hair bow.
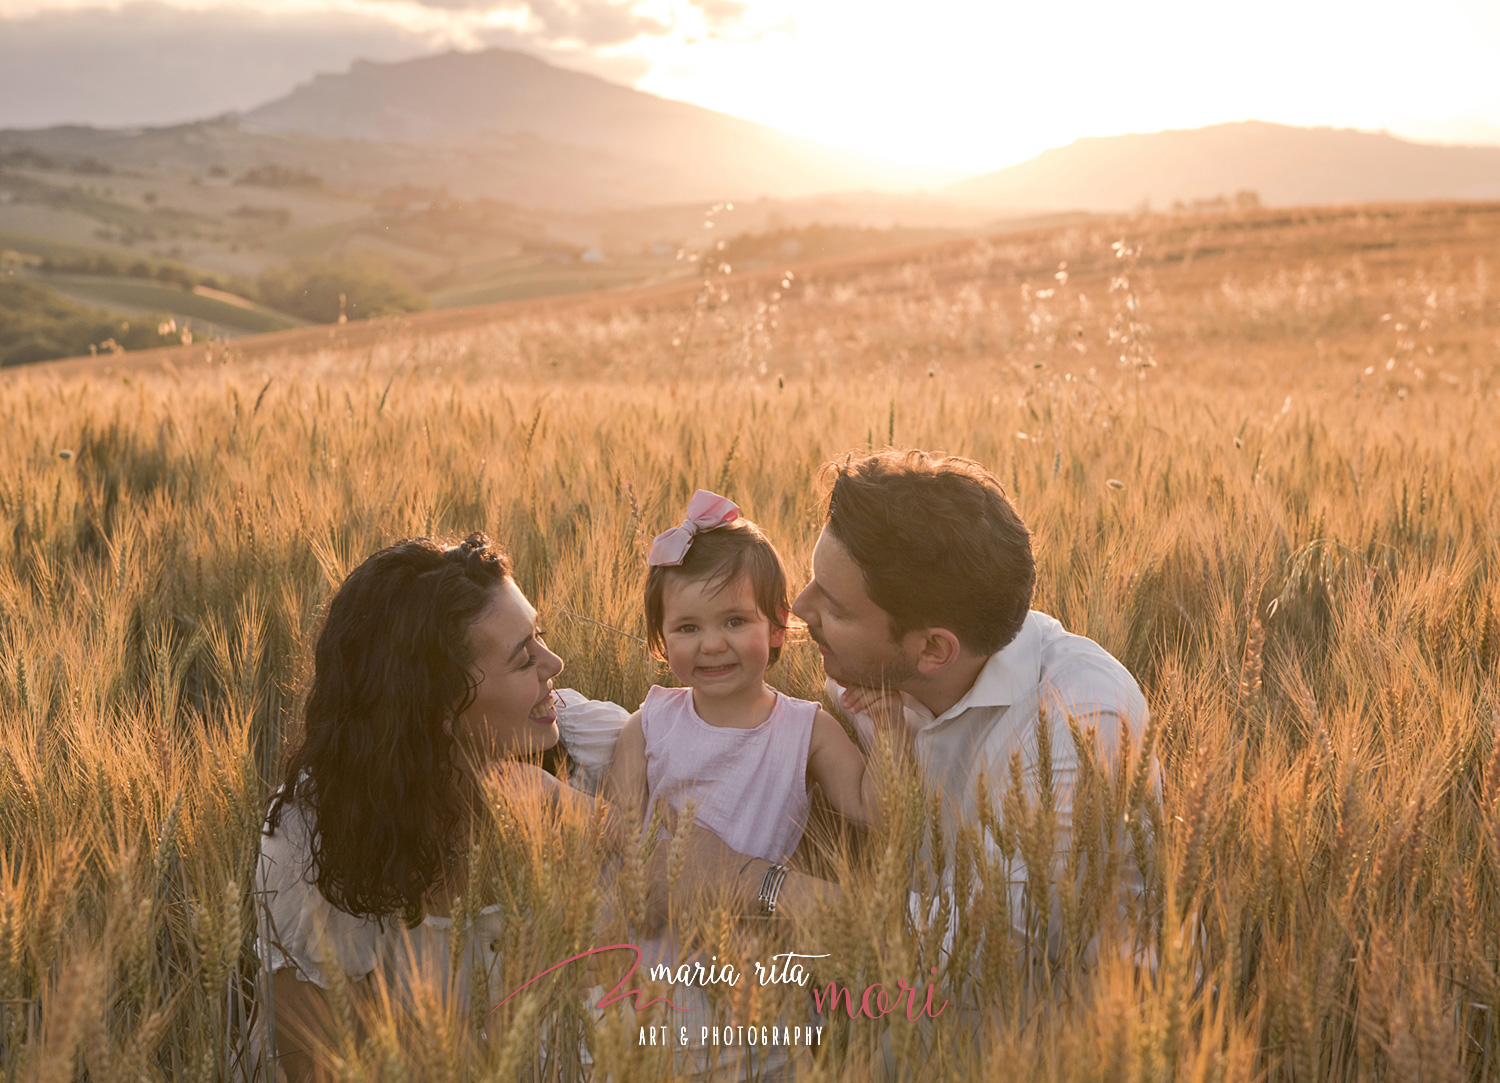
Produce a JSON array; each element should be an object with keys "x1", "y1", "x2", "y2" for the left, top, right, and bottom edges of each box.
[{"x1": 648, "y1": 489, "x2": 740, "y2": 566}]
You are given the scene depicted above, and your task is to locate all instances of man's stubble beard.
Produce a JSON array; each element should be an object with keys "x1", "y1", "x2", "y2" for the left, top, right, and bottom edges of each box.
[{"x1": 811, "y1": 627, "x2": 921, "y2": 691}]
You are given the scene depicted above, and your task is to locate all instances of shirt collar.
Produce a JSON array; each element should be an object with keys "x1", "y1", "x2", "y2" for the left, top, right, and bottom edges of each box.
[{"x1": 912, "y1": 612, "x2": 1043, "y2": 728}]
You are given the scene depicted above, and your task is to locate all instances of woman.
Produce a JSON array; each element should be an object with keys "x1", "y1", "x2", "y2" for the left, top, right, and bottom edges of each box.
[{"x1": 248, "y1": 533, "x2": 627, "y2": 1082}]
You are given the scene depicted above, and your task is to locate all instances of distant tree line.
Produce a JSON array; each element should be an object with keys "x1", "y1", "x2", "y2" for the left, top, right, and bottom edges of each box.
[
  {"x1": 31, "y1": 248, "x2": 426, "y2": 317},
  {"x1": 37, "y1": 253, "x2": 227, "y2": 291},
  {"x1": 235, "y1": 164, "x2": 322, "y2": 189},
  {"x1": 1170, "y1": 190, "x2": 1262, "y2": 214},
  {"x1": 0, "y1": 147, "x2": 113, "y2": 174},
  {"x1": 255, "y1": 255, "x2": 427, "y2": 324},
  {"x1": 5, "y1": 246, "x2": 428, "y2": 364},
  {"x1": 0, "y1": 280, "x2": 175, "y2": 366}
]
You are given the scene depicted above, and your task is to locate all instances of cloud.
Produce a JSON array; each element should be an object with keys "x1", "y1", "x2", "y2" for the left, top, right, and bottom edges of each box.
[
  {"x1": 0, "y1": 3, "x2": 447, "y2": 127},
  {"x1": 687, "y1": 0, "x2": 749, "y2": 29},
  {"x1": 680, "y1": 0, "x2": 788, "y2": 43},
  {"x1": 379, "y1": 0, "x2": 670, "y2": 48},
  {"x1": 522, "y1": 0, "x2": 668, "y2": 46},
  {"x1": 0, "y1": 0, "x2": 747, "y2": 128}
]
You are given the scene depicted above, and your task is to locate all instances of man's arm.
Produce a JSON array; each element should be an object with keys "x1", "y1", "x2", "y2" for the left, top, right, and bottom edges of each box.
[{"x1": 994, "y1": 702, "x2": 1153, "y2": 956}]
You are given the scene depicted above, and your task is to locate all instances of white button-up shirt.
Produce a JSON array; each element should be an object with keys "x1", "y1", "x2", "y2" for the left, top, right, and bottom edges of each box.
[{"x1": 828, "y1": 609, "x2": 1152, "y2": 946}]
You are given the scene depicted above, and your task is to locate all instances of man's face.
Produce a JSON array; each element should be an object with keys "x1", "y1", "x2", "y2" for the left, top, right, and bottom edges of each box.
[{"x1": 791, "y1": 528, "x2": 920, "y2": 689}]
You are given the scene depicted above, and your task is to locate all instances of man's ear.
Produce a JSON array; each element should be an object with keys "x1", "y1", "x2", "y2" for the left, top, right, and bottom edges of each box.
[{"x1": 914, "y1": 628, "x2": 964, "y2": 676}]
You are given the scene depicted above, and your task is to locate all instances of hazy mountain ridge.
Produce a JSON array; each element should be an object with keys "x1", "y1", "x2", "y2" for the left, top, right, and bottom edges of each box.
[
  {"x1": 242, "y1": 49, "x2": 954, "y2": 205},
  {"x1": 948, "y1": 121, "x2": 1500, "y2": 212},
  {"x1": 6, "y1": 51, "x2": 1500, "y2": 365}
]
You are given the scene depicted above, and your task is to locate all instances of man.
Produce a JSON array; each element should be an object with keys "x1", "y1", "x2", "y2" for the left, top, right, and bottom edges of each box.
[{"x1": 649, "y1": 449, "x2": 1152, "y2": 946}]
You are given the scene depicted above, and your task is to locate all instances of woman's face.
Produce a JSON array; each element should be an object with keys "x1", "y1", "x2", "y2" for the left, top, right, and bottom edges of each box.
[{"x1": 452, "y1": 579, "x2": 564, "y2": 766}]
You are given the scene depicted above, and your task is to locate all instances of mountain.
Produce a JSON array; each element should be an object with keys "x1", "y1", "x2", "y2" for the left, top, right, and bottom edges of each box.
[
  {"x1": 947, "y1": 121, "x2": 1500, "y2": 212},
  {"x1": 241, "y1": 49, "x2": 953, "y2": 208}
]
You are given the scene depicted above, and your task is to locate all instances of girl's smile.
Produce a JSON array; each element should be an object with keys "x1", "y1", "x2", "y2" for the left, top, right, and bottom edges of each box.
[{"x1": 660, "y1": 572, "x2": 785, "y2": 727}]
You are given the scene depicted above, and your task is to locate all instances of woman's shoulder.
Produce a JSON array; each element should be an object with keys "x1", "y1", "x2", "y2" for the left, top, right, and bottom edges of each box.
[
  {"x1": 254, "y1": 783, "x2": 383, "y2": 988},
  {"x1": 259, "y1": 781, "x2": 313, "y2": 852},
  {"x1": 552, "y1": 689, "x2": 630, "y2": 795}
]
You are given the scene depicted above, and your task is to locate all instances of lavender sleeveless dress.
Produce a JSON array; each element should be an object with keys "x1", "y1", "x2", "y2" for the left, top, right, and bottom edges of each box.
[
  {"x1": 622, "y1": 686, "x2": 813, "y2": 1080},
  {"x1": 641, "y1": 684, "x2": 816, "y2": 864}
]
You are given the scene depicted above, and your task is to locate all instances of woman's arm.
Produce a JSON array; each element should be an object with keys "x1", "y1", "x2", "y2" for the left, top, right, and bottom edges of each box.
[
  {"x1": 642, "y1": 812, "x2": 839, "y2": 928},
  {"x1": 601, "y1": 710, "x2": 649, "y2": 828},
  {"x1": 267, "y1": 969, "x2": 372, "y2": 1083},
  {"x1": 553, "y1": 691, "x2": 630, "y2": 794}
]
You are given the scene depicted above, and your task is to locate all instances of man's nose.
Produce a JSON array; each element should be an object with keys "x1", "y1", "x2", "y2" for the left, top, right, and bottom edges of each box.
[{"x1": 790, "y1": 584, "x2": 814, "y2": 623}]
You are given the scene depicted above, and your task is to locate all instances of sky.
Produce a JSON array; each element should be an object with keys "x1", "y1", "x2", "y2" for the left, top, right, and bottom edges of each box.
[{"x1": 2, "y1": 0, "x2": 1499, "y2": 173}]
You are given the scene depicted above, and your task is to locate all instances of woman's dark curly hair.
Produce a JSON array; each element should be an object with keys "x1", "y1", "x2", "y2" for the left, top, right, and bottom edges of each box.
[{"x1": 265, "y1": 532, "x2": 511, "y2": 926}]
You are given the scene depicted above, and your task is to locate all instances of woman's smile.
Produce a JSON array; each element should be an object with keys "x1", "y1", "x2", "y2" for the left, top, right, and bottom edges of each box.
[{"x1": 528, "y1": 685, "x2": 559, "y2": 724}]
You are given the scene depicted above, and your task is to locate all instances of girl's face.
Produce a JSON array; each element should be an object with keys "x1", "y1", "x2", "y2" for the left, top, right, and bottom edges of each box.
[
  {"x1": 660, "y1": 572, "x2": 784, "y2": 702},
  {"x1": 451, "y1": 579, "x2": 564, "y2": 766}
]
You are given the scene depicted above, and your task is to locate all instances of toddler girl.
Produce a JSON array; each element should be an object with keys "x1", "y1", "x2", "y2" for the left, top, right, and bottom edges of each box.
[{"x1": 607, "y1": 489, "x2": 881, "y2": 872}]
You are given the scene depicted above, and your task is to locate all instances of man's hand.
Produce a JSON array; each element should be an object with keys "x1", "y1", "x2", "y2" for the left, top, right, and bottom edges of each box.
[{"x1": 840, "y1": 684, "x2": 908, "y2": 733}]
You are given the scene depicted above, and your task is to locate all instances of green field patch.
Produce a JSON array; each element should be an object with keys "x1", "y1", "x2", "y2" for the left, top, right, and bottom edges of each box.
[
  {"x1": 432, "y1": 260, "x2": 667, "y2": 308},
  {"x1": 25, "y1": 272, "x2": 303, "y2": 335}
]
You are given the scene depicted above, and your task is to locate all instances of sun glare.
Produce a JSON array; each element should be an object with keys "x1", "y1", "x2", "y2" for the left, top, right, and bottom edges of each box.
[{"x1": 632, "y1": 0, "x2": 1500, "y2": 171}]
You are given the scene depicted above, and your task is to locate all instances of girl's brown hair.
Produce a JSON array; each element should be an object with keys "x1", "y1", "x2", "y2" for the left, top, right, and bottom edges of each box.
[{"x1": 644, "y1": 518, "x2": 791, "y2": 665}]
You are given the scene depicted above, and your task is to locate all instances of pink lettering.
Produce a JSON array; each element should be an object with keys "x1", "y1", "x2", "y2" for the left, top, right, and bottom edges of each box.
[{"x1": 488, "y1": 943, "x2": 692, "y2": 1019}]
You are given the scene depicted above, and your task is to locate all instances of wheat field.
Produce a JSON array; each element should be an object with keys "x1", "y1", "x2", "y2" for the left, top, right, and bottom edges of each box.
[{"x1": 1, "y1": 202, "x2": 1498, "y2": 1081}]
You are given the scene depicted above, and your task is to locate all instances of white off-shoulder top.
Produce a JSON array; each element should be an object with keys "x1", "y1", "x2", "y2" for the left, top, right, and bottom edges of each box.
[{"x1": 243, "y1": 690, "x2": 628, "y2": 1076}]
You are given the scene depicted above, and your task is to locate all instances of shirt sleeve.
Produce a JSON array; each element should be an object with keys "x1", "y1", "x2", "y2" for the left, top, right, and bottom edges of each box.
[
  {"x1": 553, "y1": 689, "x2": 630, "y2": 795},
  {"x1": 253, "y1": 800, "x2": 381, "y2": 989},
  {"x1": 1002, "y1": 697, "x2": 1153, "y2": 952}
]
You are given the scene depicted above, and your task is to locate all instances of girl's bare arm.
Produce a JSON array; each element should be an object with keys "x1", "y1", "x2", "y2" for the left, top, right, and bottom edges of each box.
[{"x1": 805, "y1": 708, "x2": 885, "y2": 827}]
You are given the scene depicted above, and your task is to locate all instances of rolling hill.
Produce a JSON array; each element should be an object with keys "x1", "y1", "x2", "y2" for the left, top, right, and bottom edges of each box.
[
  {"x1": 948, "y1": 121, "x2": 1500, "y2": 213},
  {"x1": 241, "y1": 49, "x2": 952, "y2": 207}
]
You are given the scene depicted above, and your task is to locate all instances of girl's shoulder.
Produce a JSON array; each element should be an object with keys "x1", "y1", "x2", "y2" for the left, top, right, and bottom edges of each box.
[
  {"x1": 642, "y1": 684, "x2": 691, "y2": 705},
  {"x1": 640, "y1": 684, "x2": 693, "y2": 717},
  {"x1": 772, "y1": 691, "x2": 823, "y2": 722},
  {"x1": 639, "y1": 684, "x2": 691, "y2": 737}
]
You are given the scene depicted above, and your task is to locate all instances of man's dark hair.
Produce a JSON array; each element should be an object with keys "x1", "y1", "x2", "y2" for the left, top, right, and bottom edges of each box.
[{"x1": 824, "y1": 450, "x2": 1034, "y2": 655}]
